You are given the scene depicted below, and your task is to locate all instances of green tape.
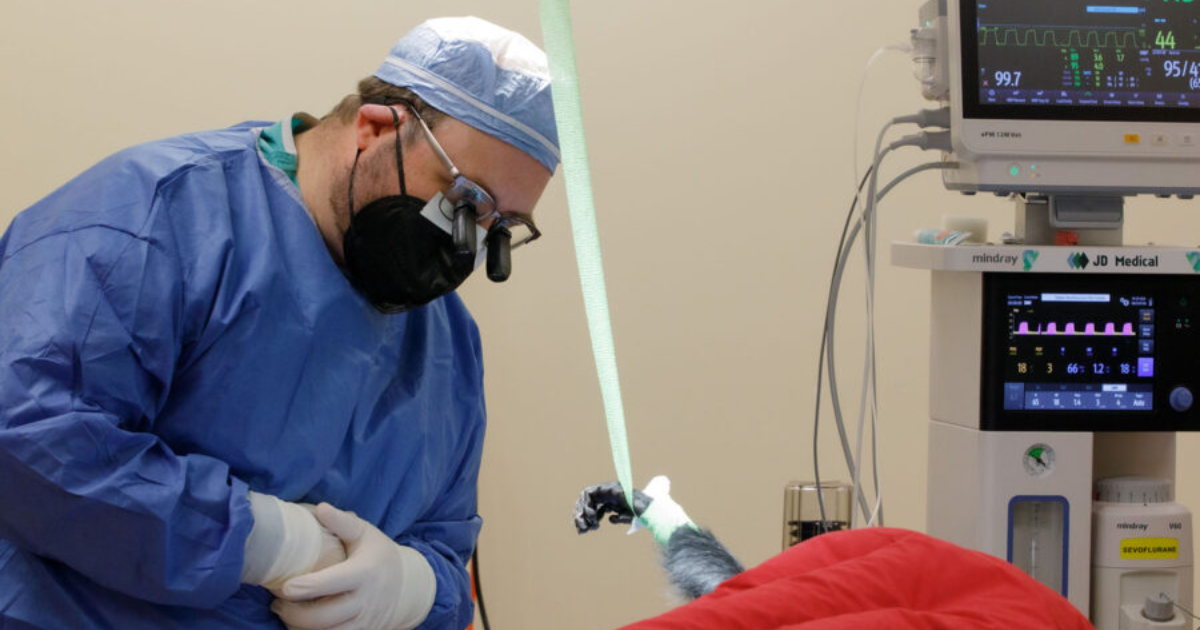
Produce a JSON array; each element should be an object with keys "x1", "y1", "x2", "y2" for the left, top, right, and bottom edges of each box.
[
  {"x1": 539, "y1": 0, "x2": 636, "y2": 512},
  {"x1": 639, "y1": 495, "x2": 698, "y2": 548}
]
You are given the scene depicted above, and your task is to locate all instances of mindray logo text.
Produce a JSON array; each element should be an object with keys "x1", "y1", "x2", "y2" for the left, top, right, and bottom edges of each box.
[{"x1": 972, "y1": 253, "x2": 1018, "y2": 266}]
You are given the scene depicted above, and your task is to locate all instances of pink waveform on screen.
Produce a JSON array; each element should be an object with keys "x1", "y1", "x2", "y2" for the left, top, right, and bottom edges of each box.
[{"x1": 1015, "y1": 322, "x2": 1137, "y2": 336}]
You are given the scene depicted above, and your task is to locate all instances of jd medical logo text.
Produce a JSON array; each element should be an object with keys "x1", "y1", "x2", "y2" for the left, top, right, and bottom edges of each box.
[{"x1": 1070, "y1": 252, "x2": 1159, "y2": 270}]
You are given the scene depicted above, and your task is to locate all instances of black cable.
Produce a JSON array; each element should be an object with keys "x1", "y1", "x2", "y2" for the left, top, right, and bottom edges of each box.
[
  {"x1": 813, "y1": 166, "x2": 873, "y2": 525},
  {"x1": 472, "y1": 548, "x2": 491, "y2": 630}
]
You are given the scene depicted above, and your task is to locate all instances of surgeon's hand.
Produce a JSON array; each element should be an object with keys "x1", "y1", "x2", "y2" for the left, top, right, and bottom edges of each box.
[
  {"x1": 263, "y1": 523, "x2": 346, "y2": 596},
  {"x1": 243, "y1": 493, "x2": 348, "y2": 592},
  {"x1": 272, "y1": 503, "x2": 436, "y2": 630},
  {"x1": 574, "y1": 481, "x2": 653, "y2": 534},
  {"x1": 300, "y1": 505, "x2": 349, "y2": 572}
]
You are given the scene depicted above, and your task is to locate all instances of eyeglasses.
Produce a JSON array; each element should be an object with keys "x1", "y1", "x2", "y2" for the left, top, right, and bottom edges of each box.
[{"x1": 393, "y1": 100, "x2": 542, "y2": 251}]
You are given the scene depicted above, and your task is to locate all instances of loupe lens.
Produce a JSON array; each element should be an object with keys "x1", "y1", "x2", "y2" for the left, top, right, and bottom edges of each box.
[{"x1": 487, "y1": 226, "x2": 512, "y2": 282}]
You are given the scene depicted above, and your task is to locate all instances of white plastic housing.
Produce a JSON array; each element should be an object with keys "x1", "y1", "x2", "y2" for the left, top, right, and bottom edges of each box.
[{"x1": 1091, "y1": 500, "x2": 1193, "y2": 630}]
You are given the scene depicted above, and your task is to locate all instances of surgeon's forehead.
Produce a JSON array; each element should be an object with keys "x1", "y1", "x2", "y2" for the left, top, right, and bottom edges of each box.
[{"x1": 444, "y1": 122, "x2": 550, "y2": 217}]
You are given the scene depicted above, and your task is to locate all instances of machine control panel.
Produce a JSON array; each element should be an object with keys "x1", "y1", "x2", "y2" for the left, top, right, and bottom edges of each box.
[{"x1": 982, "y1": 273, "x2": 1200, "y2": 431}]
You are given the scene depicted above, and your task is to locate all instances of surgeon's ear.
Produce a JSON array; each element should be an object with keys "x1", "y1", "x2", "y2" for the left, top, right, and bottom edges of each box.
[{"x1": 354, "y1": 104, "x2": 407, "y2": 151}]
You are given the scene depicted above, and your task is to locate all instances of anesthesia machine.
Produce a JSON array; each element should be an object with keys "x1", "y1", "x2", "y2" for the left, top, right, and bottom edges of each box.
[{"x1": 870, "y1": 0, "x2": 1200, "y2": 627}]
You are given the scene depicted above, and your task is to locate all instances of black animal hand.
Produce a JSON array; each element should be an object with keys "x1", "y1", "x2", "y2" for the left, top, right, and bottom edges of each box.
[{"x1": 573, "y1": 482, "x2": 653, "y2": 534}]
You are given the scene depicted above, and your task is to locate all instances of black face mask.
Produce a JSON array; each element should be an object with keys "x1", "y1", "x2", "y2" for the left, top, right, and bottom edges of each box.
[{"x1": 342, "y1": 112, "x2": 475, "y2": 314}]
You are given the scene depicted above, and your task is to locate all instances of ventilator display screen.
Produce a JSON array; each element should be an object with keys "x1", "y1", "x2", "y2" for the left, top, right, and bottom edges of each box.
[
  {"x1": 962, "y1": 0, "x2": 1200, "y2": 121},
  {"x1": 982, "y1": 273, "x2": 1200, "y2": 432},
  {"x1": 999, "y1": 290, "x2": 1155, "y2": 412}
]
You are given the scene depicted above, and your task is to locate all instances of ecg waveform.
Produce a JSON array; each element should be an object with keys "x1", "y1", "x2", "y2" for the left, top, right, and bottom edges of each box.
[
  {"x1": 1015, "y1": 321, "x2": 1136, "y2": 336},
  {"x1": 979, "y1": 26, "x2": 1143, "y2": 49}
]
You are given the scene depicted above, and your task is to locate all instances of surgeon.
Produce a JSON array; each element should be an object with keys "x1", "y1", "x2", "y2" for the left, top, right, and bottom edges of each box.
[{"x1": 0, "y1": 16, "x2": 557, "y2": 630}]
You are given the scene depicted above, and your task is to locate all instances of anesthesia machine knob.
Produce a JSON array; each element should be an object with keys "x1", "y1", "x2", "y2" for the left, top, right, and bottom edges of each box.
[
  {"x1": 1095, "y1": 477, "x2": 1172, "y2": 504},
  {"x1": 1169, "y1": 386, "x2": 1193, "y2": 413},
  {"x1": 1141, "y1": 594, "x2": 1176, "y2": 623}
]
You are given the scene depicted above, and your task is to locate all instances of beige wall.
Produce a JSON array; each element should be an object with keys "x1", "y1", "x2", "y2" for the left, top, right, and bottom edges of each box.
[{"x1": 4, "y1": 2, "x2": 1200, "y2": 629}]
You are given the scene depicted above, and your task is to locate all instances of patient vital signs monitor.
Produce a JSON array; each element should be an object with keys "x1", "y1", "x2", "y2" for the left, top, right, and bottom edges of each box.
[
  {"x1": 938, "y1": 0, "x2": 1200, "y2": 193},
  {"x1": 970, "y1": 0, "x2": 1199, "y2": 116}
]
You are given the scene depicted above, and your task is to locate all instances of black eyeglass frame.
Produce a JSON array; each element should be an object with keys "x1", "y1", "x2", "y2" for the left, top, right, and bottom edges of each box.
[{"x1": 381, "y1": 98, "x2": 542, "y2": 250}]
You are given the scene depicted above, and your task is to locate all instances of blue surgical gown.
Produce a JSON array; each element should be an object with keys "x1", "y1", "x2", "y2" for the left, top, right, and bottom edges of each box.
[{"x1": 0, "y1": 123, "x2": 486, "y2": 630}]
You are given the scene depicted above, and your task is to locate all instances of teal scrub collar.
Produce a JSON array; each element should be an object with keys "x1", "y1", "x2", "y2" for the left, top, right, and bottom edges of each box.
[{"x1": 257, "y1": 113, "x2": 317, "y2": 188}]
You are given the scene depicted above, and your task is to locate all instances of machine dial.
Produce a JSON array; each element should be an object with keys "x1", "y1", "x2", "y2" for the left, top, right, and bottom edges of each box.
[
  {"x1": 1022, "y1": 444, "x2": 1055, "y2": 477},
  {"x1": 1169, "y1": 387, "x2": 1193, "y2": 413},
  {"x1": 1095, "y1": 477, "x2": 1172, "y2": 504}
]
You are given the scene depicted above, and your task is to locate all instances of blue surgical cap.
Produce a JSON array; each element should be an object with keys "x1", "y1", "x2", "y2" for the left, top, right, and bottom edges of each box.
[{"x1": 375, "y1": 16, "x2": 560, "y2": 173}]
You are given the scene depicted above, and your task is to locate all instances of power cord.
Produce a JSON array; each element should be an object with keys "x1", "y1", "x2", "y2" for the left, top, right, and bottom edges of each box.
[
  {"x1": 813, "y1": 167, "x2": 874, "y2": 526},
  {"x1": 851, "y1": 43, "x2": 915, "y2": 191},
  {"x1": 472, "y1": 549, "x2": 491, "y2": 630},
  {"x1": 822, "y1": 162, "x2": 957, "y2": 526},
  {"x1": 813, "y1": 113, "x2": 954, "y2": 527}
]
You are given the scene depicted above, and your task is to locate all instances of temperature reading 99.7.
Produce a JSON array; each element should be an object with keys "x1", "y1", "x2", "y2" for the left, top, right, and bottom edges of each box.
[{"x1": 995, "y1": 70, "x2": 1022, "y2": 88}]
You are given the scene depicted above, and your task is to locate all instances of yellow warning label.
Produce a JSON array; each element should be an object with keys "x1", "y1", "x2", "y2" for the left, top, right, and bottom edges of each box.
[{"x1": 1120, "y1": 538, "x2": 1179, "y2": 560}]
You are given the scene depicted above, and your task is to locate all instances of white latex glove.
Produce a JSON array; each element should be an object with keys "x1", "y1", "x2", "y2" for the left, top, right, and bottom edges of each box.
[
  {"x1": 242, "y1": 492, "x2": 347, "y2": 590},
  {"x1": 272, "y1": 503, "x2": 436, "y2": 630},
  {"x1": 300, "y1": 504, "x2": 352, "y2": 583}
]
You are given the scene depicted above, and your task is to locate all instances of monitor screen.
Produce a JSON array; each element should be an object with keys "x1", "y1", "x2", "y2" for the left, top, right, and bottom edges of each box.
[
  {"x1": 962, "y1": 0, "x2": 1200, "y2": 122},
  {"x1": 1000, "y1": 290, "x2": 1155, "y2": 412},
  {"x1": 981, "y1": 273, "x2": 1200, "y2": 431}
]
